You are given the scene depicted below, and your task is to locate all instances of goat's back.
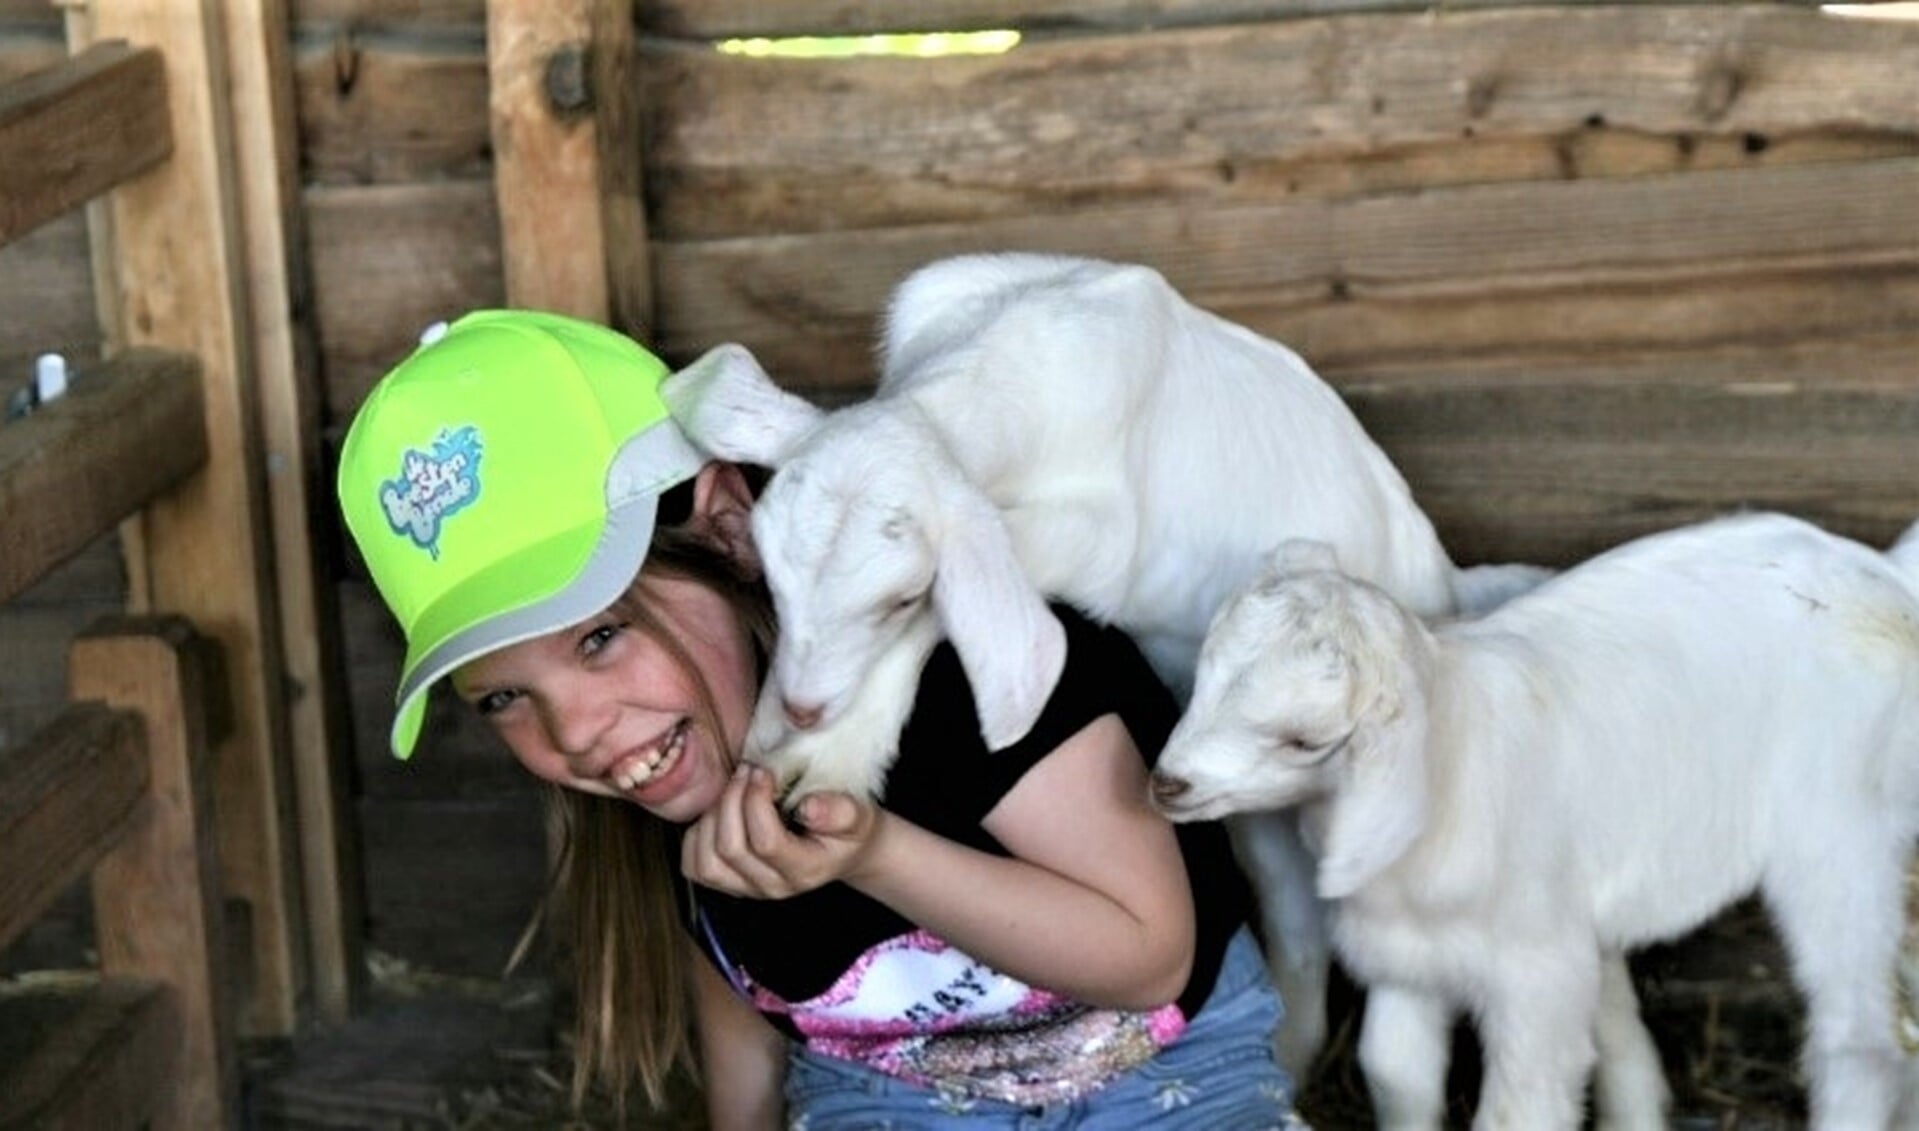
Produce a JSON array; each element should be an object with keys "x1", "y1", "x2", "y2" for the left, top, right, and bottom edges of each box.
[
  {"x1": 883, "y1": 253, "x2": 1457, "y2": 666},
  {"x1": 1417, "y1": 512, "x2": 1919, "y2": 947}
]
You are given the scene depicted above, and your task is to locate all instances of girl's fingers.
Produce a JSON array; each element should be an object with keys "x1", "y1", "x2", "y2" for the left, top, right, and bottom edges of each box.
[{"x1": 707, "y1": 764, "x2": 794, "y2": 894}]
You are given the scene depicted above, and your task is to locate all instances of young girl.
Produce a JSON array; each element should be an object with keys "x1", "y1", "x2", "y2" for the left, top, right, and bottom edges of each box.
[{"x1": 337, "y1": 310, "x2": 1302, "y2": 1128}]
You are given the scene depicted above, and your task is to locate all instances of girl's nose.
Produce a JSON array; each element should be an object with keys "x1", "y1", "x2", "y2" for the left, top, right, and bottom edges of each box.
[{"x1": 542, "y1": 684, "x2": 616, "y2": 763}]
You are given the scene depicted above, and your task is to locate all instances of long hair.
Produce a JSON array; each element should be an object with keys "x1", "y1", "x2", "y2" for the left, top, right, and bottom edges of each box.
[{"x1": 511, "y1": 476, "x2": 778, "y2": 1116}]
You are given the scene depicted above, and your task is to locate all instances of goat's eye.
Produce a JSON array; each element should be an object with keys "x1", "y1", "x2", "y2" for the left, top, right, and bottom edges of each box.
[
  {"x1": 1286, "y1": 729, "x2": 1352, "y2": 764},
  {"x1": 883, "y1": 590, "x2": 927, "y2": 618}
]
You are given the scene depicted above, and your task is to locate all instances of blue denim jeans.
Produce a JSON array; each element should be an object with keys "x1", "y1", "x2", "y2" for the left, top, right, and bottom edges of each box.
[{"x1": 782, "y1": 927, "x2": 1306, "y2": 1129}]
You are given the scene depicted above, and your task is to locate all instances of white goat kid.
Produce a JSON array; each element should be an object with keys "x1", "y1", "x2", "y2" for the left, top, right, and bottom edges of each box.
[
  {"x1": 663, "y1": 252, "x2": 1527, "y2": 1080},
  {"x1": 1151, "y1": 517, "x2": 1919, "y2": 1130}
]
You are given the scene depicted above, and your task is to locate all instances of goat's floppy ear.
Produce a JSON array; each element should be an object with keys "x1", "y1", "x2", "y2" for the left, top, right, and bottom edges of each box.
[
  {"x1": 1314, "y1": 596, "x2": 1431, "y2": 899},
  {"x1": 932, "y1": 485, "x2": 1066, "y2": 751},
  {"x1": 663, "y1": 343, "x2": 822, "y2": 467},
  {"x1": 1266, "y1": 538, "x2": 1340, "y2": 577}
]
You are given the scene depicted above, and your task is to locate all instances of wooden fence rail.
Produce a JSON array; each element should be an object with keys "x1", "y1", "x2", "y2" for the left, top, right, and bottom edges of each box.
[{"x1": 0, "y1": 33, "x2": 236, "y2": 1131}]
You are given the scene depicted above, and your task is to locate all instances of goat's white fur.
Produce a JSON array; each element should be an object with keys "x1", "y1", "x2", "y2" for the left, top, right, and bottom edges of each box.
[
  {"x1": 663, "y1": 252, "x2": 1544, "y2": 1081},
  {"x1": 1153, "y1": 515, "x2": 1919, "y2": 1129}
]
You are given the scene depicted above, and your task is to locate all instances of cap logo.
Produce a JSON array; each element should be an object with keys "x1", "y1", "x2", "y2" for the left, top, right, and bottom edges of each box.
[{"x1": 380, "y1": 425, "x2": 484, "y2": 560}]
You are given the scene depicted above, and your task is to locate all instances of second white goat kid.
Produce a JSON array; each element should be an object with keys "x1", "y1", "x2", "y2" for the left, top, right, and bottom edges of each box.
[
  {"x1": 1150, "y1": 516, "x2": 1919, "y2": 1130},
  {"x1": 663, "y1": 252, "x2": 1519, "y2": 1079}
]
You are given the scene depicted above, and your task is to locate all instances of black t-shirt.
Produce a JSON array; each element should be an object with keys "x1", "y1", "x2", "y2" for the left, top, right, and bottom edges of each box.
[{"x1": 682, "y1": 604, "x2": 1252, "y2": 1034}]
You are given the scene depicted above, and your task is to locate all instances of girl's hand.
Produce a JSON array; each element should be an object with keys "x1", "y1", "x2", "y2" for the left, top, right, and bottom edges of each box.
[{"x1": 681, "y1": 763, "x2": 889, "y2": 899}]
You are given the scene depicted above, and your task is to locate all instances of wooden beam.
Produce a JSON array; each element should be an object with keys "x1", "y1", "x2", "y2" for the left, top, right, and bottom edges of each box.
[
  {"x1": 638, "y1": 5, "x2": 1919, "y2": 239},
  {"x1": 83, "y1": 0, "x2": 306, "y2": 1037},
  {"x1": 224, "y1": 0, "x2": 362, "y2": 1025},
  {"x1": 0, "y1": 703, "x2": 145, "y2": 954},
  {"x1": 638, "y1": 0, "x2": 1825, "y2": 39},
  {"x1": 71, "y1": 617, "x2": 237, "y2": 1131},
  {"x1": 0, "y1": 349, "x2": 205, "y2": 605},
  {"x1": 1348, "y1": 376, "x2": 1919, "y2": 569},
  {"x1": 0, "y1": 41, "x2": 170, "y2": 248},
  {"x1": 647, "y1": 156, "x2": 1919, "y2": 390},
  {"x1": 0, "y1": 979, "x2": 177, "y2": 1131},
  {"x1": 487, "y1": 0, "x2": 647, "y2": 329}
]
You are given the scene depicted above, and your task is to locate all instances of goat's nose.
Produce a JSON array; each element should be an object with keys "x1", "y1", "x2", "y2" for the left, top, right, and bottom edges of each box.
[
  {"x1": 1149, "y1": 773, "x2": 1191, "y2": 806},
  {"x1": 782, "y1": 698, "x2": 824, "y2": 730}
]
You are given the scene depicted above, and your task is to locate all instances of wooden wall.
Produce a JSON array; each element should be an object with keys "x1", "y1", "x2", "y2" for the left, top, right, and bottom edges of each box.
[{"x1": 3, "y1": 0, "x2": 1918, "y2": 1039}]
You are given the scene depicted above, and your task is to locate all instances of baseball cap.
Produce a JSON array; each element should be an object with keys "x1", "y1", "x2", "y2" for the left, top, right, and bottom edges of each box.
[{"x1": 337, "y1": 309, "x2": 706, "y2": 760}]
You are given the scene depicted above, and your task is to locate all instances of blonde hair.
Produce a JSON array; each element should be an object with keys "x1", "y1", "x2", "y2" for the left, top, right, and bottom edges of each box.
[{"x1": 514, "y1": 510, "x2": 777, "y2": 1116}]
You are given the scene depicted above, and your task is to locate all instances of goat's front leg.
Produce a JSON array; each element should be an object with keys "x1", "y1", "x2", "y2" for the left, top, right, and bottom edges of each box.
[
  {"x1": 1591, "y1": 950, "x2": 1669, "y2": 1131},
  {"x1": 1358, "y1": 983, "x2": 1453, "y2": 1130},
  {"x1": 1226, "y1": 810, "x2": 1330, "y2": 1085},
  {"x1": 1471, "y1": 949, "x2": 1600, "y2": 1131}
]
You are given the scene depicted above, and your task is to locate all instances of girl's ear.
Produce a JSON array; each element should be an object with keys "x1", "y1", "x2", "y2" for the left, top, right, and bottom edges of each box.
[{"x1": 686, "y1": 462, "x2": 761, "y2": 576}]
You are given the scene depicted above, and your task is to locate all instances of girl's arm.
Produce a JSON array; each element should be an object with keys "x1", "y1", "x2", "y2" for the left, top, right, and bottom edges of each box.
[
  {"x1": 691, "y1": 941, "x2": 786, "y2": 1130},
  {"x1": 684, "y1": 715, "x2": 1196, "y2": 1010}
]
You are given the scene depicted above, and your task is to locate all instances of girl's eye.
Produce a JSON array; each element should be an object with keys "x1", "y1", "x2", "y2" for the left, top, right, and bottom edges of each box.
[
  {"x1": 474, "y1": 688, "x2": 521, "y2": 716},
  {"x1": 579, "y1": 621, "x2": 625, "y2": 657}
]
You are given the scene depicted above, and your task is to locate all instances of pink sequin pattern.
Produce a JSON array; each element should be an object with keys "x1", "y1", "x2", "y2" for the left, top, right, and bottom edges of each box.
[{"x1": 740, "y1": 929, "x2": 1187, "y2": 1106}]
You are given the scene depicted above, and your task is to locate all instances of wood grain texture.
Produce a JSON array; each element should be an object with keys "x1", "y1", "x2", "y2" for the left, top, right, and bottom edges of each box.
[
  {"x1": 231, "y1": 0, "x2": 363, "y2": 1025},
  {"x1": 638, "y1": 0, "x2": 1825, "y2": 39},
  {"x1": 646, "y1": 156, "x2": 1919, "y2": 389},
  {"x1": 303, "y1": 179, "x2": 503, "y2": 419},
  {"x1": 0, "y1": 43, "x2": 170, "y2": 247},
  {"x1": 0, "y1": 978, "x2": 176, "y2": 1131},
  {"x1": 639, "y1": 5, "x2": 1919, "y2": 238},
  {"x1": 0, "y1": 349, "x2": 205, "y2": 605},
  {"x1": 1351, "y1": 375, "x2": 1919, "y2": 568},
  {"x1": 0, "y1": 703, "x2": 144, "y2": 954},
  {"x1": 71, "y1": 617, "x2": 237, "y2": 1131},
  {"x1": 87, "y1": 0, "x2": 305, "y2": 1037}
]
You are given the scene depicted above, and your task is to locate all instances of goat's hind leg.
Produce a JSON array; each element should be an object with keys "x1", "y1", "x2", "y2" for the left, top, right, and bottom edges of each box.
[
  {"x1": 1764, "y1": 829, "x2": 1910, "y2": 1128},
  {"x1": 1591, "y1": 951, "x2": 1669, "y2": 1131}
]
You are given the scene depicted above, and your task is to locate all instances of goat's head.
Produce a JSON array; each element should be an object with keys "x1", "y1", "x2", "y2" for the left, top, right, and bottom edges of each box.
[
  {"x1": 1151, "y1": 539, "x2": 1434, "y2": 898},
  {"x1": 664, "y1": 346, "x2": 1064, "y2": 759}
]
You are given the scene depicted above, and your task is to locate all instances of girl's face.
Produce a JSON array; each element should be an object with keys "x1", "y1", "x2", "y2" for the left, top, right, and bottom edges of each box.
[{"x1": 452, "y1": 570, "x2": 759, "y2": 826}]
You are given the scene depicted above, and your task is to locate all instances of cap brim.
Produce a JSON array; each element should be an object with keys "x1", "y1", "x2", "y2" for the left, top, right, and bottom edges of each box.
[{"x1": 387, "y1": 490, "x2": 661, "y2": 760}]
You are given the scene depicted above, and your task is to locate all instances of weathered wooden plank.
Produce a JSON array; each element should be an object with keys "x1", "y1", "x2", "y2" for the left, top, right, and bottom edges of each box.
[
  {"x1": 230, "y1": 0, "x2": 361, "y2": 1025},
  {"x1": 0, "y1": 206, "x2": 97, "y2": 367},
  {"x1": 638, "y1": 0, "x2": 1828, "y2": 39},
  {"x1": 291, "y1": 30, "x2": 491, "y2": 186},
  {"x1": 487, "y1": 0, "x2": 649, "y2": 330},
  {"x1": 86, "y1": 0, "x2": 304, "y2": 1038},
  {"x1": 647, "y1": 156, "x2": 1919, "y2": 390},
  {"x1": 288, "y1": 6, "x2": 1919, "y2": 201},
  {"x1": 0, "y1": 349, "x2": 205, "y2": 604},
  {"x1": 0, "y1": 978, "x2": 176, "y2": 1131},
  {"x1": 640, "y1": 4, "x2": 1919, "y2": 238},
  {"x1": 0, "y1": 703, "x2": 144, "y2": 954},
  {"x1": 71, "y1": 617, "x2": 237, "y2": 1131},
  {"x1": 288, "y1": 0, "x2": 483, "y2": 29},
  {"x1": 1350, "y1": 376, "x2": 1919, "y2": 569},
  {"x1": 0, "y1": 42, "x2": 169, "y2": 247},
  {"x1": 303, "y1": 179, "x2": 503, "y2": 419}
]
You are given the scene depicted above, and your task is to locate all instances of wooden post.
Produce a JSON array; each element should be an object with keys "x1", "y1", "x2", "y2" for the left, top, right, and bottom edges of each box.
[
  {"x1": 488, "y1": 0, "x2": 652, "y2": 333},
  {"x1": 71, "y1": 617, "x2": 237, "y2": 1131},
  {"x1": 221, "y1": 0, "x2": 362, "y2": 1025},
  {"x1": 80, "y1": 0, "x2": 307, "y2": 1036}
]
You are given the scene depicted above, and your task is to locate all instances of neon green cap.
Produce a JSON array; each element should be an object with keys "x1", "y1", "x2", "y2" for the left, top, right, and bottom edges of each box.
[{"x1": 336, "y1": 310, "x2": 705, "y2": 760}]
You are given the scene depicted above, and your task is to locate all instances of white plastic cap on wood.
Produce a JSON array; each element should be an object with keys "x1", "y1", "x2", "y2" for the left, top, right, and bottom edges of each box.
[{"x1": 34, "y1": 354, "x2": 67, "y2": 403}]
